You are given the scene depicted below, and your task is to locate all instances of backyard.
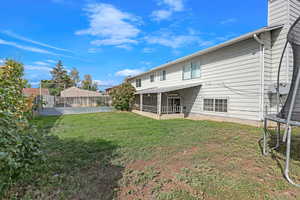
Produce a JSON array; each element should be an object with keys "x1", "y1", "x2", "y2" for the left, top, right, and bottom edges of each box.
[{"x1": 6, "y1": 112, "x2": 300, "y2": 200}]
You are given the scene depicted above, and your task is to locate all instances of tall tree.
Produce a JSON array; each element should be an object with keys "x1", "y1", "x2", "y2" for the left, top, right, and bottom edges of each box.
[
  {"x1": 81, "y1": 74, "x2": 93, "y2": 90},
  {"x1": 49, "y1": 60, "x2": 72, "y2": 95},
  {"x1": 70, "y1": 67, "x2": 80, "y2": 87},
  {"x1": 91, "y1": 82, "x2": 98, "y2": 91},
  {"x1": 110, "y1": 81, "x2": 136, "y2": 111}
]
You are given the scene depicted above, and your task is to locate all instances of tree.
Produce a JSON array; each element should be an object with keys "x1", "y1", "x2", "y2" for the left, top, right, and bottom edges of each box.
[
  {"x1": 70, "y1": 67, "x2": 80, "y2": 87},
  {"x1": 49, "y1": 60, "x2": 72, "y2": 95},
  {"x1": 91, "y1": 82, "x2": 98, "y2": 91},
  {"x1": 0, "y1": 59, "x2": 44, "y2": 194},
  {"x1": 24, "y1": 79, "x2": 31, "y2": 88},
  {"x1": 81, "y1": 74, "x2": 93, "y2": 90},
  {"x1": 0, "y1": 59, "x2": 27, "y2": 116},
  {"x1": 110, "y1": 81, "x2": 136, "y2": 111}
]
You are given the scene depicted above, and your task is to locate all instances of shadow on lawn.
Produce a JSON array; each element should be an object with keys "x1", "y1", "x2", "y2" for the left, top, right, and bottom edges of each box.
[{"x1": 15, "y1": 115, "x2": 124, "y2": 200}]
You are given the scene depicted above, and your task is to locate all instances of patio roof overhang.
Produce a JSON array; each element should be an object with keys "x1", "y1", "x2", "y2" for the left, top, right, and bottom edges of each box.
[{"x1": 135, "y1": 82, "x2": 202, "y2": 94}]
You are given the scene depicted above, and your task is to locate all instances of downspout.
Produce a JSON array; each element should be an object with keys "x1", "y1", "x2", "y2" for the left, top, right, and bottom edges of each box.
[{"x1": 254, "y1": 33, "x2": 265, "y2": 121}]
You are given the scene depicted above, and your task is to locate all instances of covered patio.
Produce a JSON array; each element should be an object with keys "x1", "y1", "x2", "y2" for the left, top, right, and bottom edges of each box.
[{"x1": 133, "y1": 83, "x2": 201, "y2": 119}]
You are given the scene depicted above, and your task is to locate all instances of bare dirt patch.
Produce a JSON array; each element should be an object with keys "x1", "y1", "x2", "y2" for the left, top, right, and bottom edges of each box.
[{"x1": 117, "y1": 146, "x2": 202, "y2": 200}]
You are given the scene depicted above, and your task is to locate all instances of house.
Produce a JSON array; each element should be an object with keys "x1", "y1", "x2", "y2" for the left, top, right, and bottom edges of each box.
[
  {"x1": 59, "y1": 87, "x2": 111, "y2": 107},
  {"x1": 105, "y1": 86, "x2": 117, "y2": 94},
  {"x1": 22, "y1": 88, "x2": 50, "y2": 97},
  {"x1": 60, "y1": 87, "x2": 102, "y2": 97},
  {"x1": 128, "y1": 0, "x2": 300, "y2": 125}
]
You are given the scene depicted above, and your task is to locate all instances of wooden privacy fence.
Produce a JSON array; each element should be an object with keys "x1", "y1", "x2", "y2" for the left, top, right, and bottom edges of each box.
[{"x1": 42, "y1": 95, "x2": 112, "y2": 108}]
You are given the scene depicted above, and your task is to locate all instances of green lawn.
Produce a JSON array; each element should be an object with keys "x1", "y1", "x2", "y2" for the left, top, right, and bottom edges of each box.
[{"x1": 6, "y1": 112, "x2": 300, "y2": 199}]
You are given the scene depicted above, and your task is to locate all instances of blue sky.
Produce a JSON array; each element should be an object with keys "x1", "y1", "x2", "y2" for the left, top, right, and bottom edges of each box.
[{"x1": 0, "y1": 0, "x2": 267, "y2": 89}]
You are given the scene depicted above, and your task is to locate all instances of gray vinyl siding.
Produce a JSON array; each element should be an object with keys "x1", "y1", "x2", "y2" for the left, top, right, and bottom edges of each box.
[
  {"x1": 132, "y1": 39, "x2": 262, "y2": 121},
  {"x1": 267, "y1": 0, "x2": 300, "y2": 114},
  {"x1": 268, "y1": 0, "x2": 289, "y2": 26}
]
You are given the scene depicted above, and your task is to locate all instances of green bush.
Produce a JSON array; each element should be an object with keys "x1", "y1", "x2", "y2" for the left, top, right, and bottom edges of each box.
[
  {"x1": 0, "y1": 60, "x2": 45, "y2": 195},
  {"x1": 110, "y1": 82, "x2": 136, "y2": 111},
  {"x1": 0, "y1": 112, "x2": 44, "y2": 193}
]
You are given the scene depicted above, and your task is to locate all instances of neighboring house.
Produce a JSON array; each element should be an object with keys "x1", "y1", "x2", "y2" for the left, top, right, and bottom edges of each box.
[
  {"x1": 60, "y1": 87, "x2": 102, "y2": 97},
  {"x1": 105, "y1": 85, "x2": 119, "y2": 94},
  {"x1": 128, "y1": 0, "x2": 300, "y2": 124},
  {"x1": 60, "y1": 87, "x2": 111, "y2": 107},
  {"x1": 22, "y1": 88, "x2": 50, "y2": 97}
]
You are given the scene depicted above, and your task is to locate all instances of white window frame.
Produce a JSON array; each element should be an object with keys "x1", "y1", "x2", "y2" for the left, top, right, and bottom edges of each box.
[
  {"x1": 136, "y1": 79, "x2": 142, "y2": 88},
  {"x1": 160, "y1": 70, "x2": 166, "y2": 81},
  {"x1": 150, "y1": 74, "x2": 155, "y2": 82},
  {"x1": 214, "y1": 98, "x2": 228, "y2": 112},
  {"x1": 183, "y1": 64, "x2": 191, "y2": 80},
  {"x1": 203, "y1": 98, "x2": 214, "y2": 111},
  {"x1": 182, "y1": 61, "x2": 201, "y2": 80},
  {"x1": 203, "y1": 97, "x2": 228, "y2": 113}
]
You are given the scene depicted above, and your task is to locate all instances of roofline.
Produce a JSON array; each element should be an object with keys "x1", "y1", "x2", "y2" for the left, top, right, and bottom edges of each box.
[{"x1": 128, "y1": 24, "x2": 284, "y2": 80}]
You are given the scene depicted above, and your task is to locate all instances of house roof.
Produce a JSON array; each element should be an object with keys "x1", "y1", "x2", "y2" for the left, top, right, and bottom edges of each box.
[
  {"x1": 60, "y1": 87, "x2": 103, "y2": 97},
  {"x1": 136, "y1": 82, "x2": 202, "y2": 94},
  {"x1": 23, "y1": 88, "x2": 50, "y2": 96},
  {"x1": 128, "y1": 24, "x2": 284, "y2": 80}
]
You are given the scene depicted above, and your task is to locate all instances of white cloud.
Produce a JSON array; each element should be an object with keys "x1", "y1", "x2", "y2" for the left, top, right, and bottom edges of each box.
[
  {"x1": 142, "y1": 48, "x2": 155, "y2": 53},
  {"x1": 145, "y1": 31, "x2": 212, "y2": 49},
  {"x1": 115, "y1": 69, "x2": 143, "y2": 77},
  {"x1": 33, "y1": 61, "x2": 50, "y2": 66},
  {"x1": 46, "y1": 59, "x2": 57, "y2": 63},
  {"x1": 93, "y1": 80, "x2": 116, "y2": 87},
  {"x1": 2, "y1": 30, "x2": 73, "y2": 53},
  {"x1": 151, "y1": 0, "x2": 184, "y2": 21},
  {"x1": 0, "y1": 59, "x2": 4, "y2": 65},
  {"x1": 29, "y1": 81, "x2": 41, "y2": 86},
  {"x1": 25, "y1": 65, "x2": 52, "y2": 72},
  {"x1": 220, "y1": 18, "x2": 237, "y2": 25},
  {"x1": 116, "y1": 44, "x2": 132, "y2": 50},
  {"x1": 0, "y1": 38, "x2": 61, "y2": 56},
  {"x1": 140, "y1": 61, "x2": 152, "y2": 66},
  {"x1": 76, "y1": 3, "x2": 141, "y2": 49},
  {"x1": 151, "y1": 10, "x2": 172, "y2": 21},
  {"x1": 160, "y1": 0, "x2": 184, "y2": 11}
]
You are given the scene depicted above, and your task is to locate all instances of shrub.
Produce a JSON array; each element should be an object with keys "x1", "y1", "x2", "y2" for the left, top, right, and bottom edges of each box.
[
  {"x1": 0, "y1": 112, "x2": 44, "y2": 193},
  {"x1": 0, "y1": 59, "x2": 45, "y2": 195},
  {"x1": 110, "y1": 82, "x2": 136, "y2": 111}
]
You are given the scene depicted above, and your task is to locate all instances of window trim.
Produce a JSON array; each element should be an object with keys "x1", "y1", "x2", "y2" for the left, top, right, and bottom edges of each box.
[
  {"x1": 182, "y1": 61, "x2": 201, "y2": 80},
  {"x1": 160, "y1": 70, "x2": 166, "y2": 81},
  {"x1": 203, "y1": 97, "x2": 228, "y2": 113},
  {"x1": 182, "y1": 64, "x2": 191, "y2": 80},
  {"x1": 136, "y1": 78, "x2": 142, "y2": 88},
  {"x1": 203, "y1": 98, "x2": 214, "y2": 112},
  {"x1": 150, "y1": 74, "x2": 155, "y2": 82}
]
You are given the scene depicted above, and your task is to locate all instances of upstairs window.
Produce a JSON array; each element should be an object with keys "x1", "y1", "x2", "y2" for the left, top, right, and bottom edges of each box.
[
  {"x1": 182, "y1": 61, "x2": 201, "y2": 80},
  {"x1": 160, "y1": 70, "x2": 166, "y2": 81},
  {"x1": 136, "y1": 79, "x2": 142, "y2": 87},
  {"x1": 191, "y1": 61, "x2": 201, "y2": 78},
  {"x1": 150, "y1": 74, "x2": 155, "y2": 82},
  {"x1": 183, "y1": 64, "x2": 191, "y2": 80}
]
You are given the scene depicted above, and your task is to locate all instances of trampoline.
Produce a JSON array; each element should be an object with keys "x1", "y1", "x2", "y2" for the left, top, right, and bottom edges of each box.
[{"x1": 263, "y1": 16, "x2": 300, "y2": 186}]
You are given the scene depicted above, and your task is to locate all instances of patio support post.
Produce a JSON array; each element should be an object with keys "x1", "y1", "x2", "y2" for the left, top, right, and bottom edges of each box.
[
  {"x1": 140, "y1": 94, "x2": 143, "y2": 111},
  {"x1": 157, "y1": 93, "x2": 162, "y2": 116}
]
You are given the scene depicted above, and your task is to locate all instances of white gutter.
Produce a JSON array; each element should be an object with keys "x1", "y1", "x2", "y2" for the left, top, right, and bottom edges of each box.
[{"x1": 253, "y1": 33, "x2": 265, "y2": 120}]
